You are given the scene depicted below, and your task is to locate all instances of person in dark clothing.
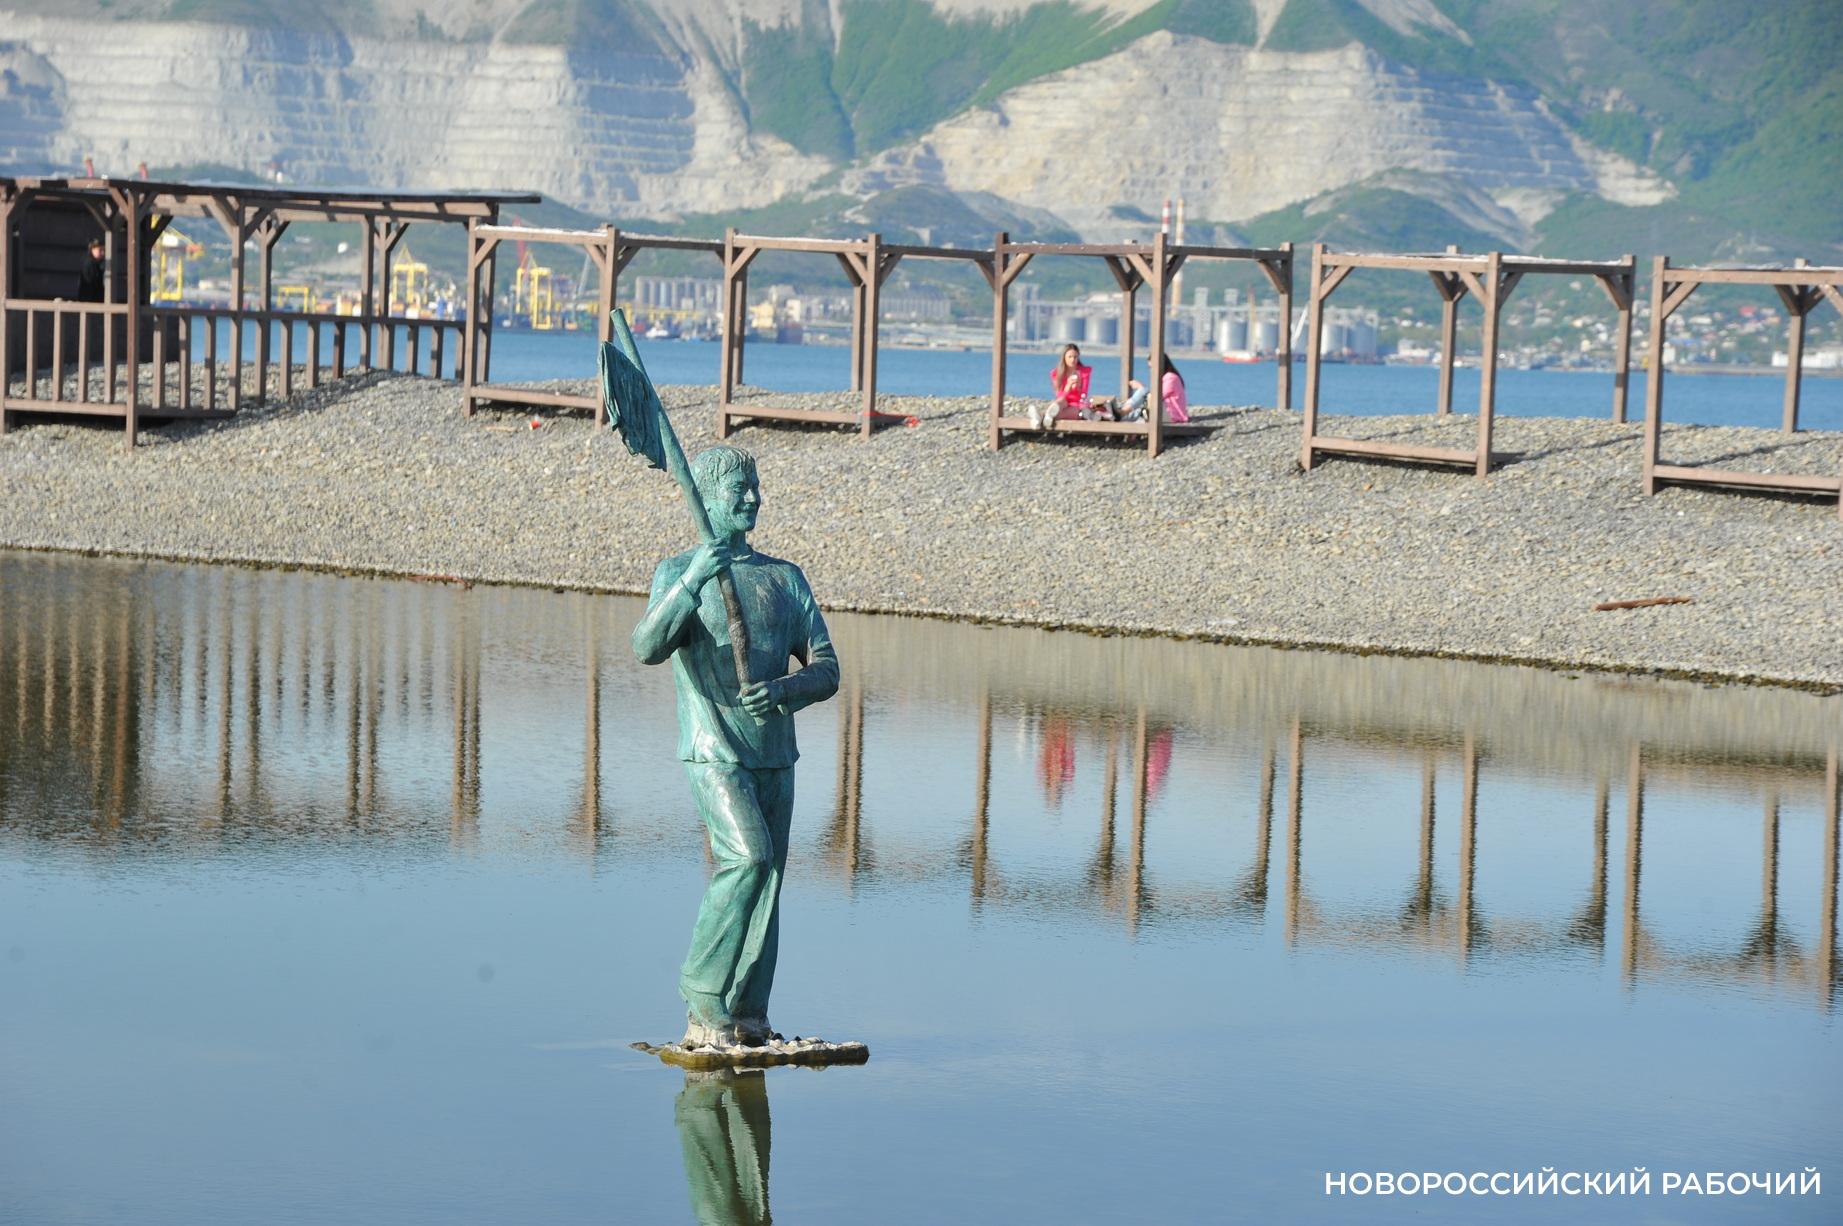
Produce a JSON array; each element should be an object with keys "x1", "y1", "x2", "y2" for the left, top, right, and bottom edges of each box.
[{"x1": 76, "y1": 238, "x2": 107, "y2": 302}]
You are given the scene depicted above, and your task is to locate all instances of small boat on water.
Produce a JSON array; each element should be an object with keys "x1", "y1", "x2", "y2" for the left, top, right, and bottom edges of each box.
[
  {"x1": 644, "y1": 324, "x2": 672, "y2": 340},
  {"x1": 1220, "y1": 350, "x2": 1266, "y2": 364}
]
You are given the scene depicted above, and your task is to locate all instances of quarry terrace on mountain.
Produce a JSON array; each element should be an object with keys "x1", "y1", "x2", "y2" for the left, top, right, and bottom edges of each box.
[{"x1": 2, "y1": 0, "x2": 1831, "y2": 260}]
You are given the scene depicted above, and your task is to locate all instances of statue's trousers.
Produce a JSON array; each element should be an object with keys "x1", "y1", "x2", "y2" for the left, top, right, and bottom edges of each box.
[{"x1": 681, "y1": 763, "x2": 795, "y2": 1026}]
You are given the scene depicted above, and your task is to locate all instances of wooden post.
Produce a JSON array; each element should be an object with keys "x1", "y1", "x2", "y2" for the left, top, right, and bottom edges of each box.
[
  {"x1": 149, "y1": 315, "x2": 161, "y2": 409},
  {"x1": 1274, "y1": 243, "x2": 1294, "y2": 411},
  {"x1": 1435, "y1": 245, "x2": 1463, "y2": 416},
  {"x1": 1641, "y1": 257, "x2": 1670, "y2": 496},
  {"x1": 122, "y1": 191, "x2": 142, "y2": 448},
  {"x1": 593, "y1": 227, "x2": 618, "y2": 427},
  {"x1": 1778, "y1": 260, "x2": 1811, "y2": 434},
  {"x1": 359, "y1": 219, "x2": 375, "y2": 369},
  {"x1": 987, "y1": 232, "x2": 1010, "y2": 451},
  {"x1": 379, "y1": 220, "x2": 408, "y2": 372},
  {"x1": 179, "y1": 315, "x2": 191, "y2": 411},
  {"x1": 77, "y1": 310, "x2": 90, "y2": 404},
  {"x1": 228, "y1": 208, "x2": 246, "y2": 411},
  {"x1": 861, "y1": 234, "x2": 882, "y2": 439},
  {"x1": 1147, "y1": 230, "x2": 1168, "y2": 459},
  {"x1": 846, "y1": 253, "x2": 865, "y2": 395},
  {"x1": 53, "y1": 305, "x2": 67, "y2": 403},
  {"x1": 1475, "y1": 251, "x2": 1503, "y2": 477},
  {"x1": 257, "y1": 219, "x2": 287, "y2": 405},
  {"x1": 719, "y1": 228, "x2": 737, "y2": 430},
  {"x1": 0, "y1": 190, "x2": 10, "y2": 436},
  {"x1": 1300, "y1": 244, "x2": 1326, "y2": 470},
  {"x1": 461, "y1": 221, "x2": 484, "y2": 416},
  {"x1": 726, "y1": 263, "x2": 740, "y2": 387},
  {"x1": 1607, "y1": 256, "x2": 1635, "y2": 423},
  {"x1": 205, "y1": 309, "x2": 217, "y2": 409},
  {"x1": 479, "y1": 224, "x2": 497, "y2": 386}
]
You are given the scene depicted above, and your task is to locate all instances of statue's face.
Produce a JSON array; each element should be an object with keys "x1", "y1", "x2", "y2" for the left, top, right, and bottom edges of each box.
[{"x1": 703, "y1": 468, "x2": 761, "y2": 538}]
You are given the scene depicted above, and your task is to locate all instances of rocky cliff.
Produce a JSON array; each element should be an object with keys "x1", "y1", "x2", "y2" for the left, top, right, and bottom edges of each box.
[{"x1": 0, "y1": 0, "x2": 1831, "y2": 252}]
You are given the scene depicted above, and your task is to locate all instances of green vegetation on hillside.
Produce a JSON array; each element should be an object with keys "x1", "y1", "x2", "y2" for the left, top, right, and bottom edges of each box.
[
  {"x1": 740, "y1": 12, "x2": 854, "y2": 160},
  {"x1": 1234, "y1": 186, "x2": 1505, "y2": 256},
  {"x1": 807, "y1": 0, "x2": 1255, "y2": 154}
]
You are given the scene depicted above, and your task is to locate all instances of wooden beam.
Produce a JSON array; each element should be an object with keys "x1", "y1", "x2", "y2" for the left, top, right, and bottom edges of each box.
[
  {"x1": 1316, "y1": 262, "x2": 1354, "y2": 302},
  {"x1": 1658, "y1": 279, "x2": 1698, "y2": 322}
]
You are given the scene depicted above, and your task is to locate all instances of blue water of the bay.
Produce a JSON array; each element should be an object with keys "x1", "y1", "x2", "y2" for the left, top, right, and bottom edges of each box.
[
  {"x1": 199, "y1": 323, "x2": 1842, "y2": 431},
  {"x1": 1, "y1": 551, "x2": 1838, "y2": 1224}
]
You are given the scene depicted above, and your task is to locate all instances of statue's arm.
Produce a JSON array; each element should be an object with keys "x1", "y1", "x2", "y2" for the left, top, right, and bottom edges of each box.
[
  {"x1": 631, "y1": 558, "x2": 697, "y2": 666},
  {"x1": 773, "y1": 574, "x2": 839, "y2": 713}
]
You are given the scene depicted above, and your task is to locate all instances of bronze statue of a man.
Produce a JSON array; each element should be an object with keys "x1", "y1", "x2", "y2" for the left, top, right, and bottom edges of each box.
[{"x1": 631, "y1": 444, "x2": 838, "y2": 1049}]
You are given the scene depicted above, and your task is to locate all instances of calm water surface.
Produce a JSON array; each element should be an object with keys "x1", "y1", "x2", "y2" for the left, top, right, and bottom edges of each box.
[{"x1": 1, "y1": 552, "x2": 1838, "y2": 1224}]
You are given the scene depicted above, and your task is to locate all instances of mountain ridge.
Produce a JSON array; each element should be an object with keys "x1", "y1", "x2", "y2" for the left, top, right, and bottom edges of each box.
[{"x1": 0, "y1": 0, "x2": 1834, "y2": 259}]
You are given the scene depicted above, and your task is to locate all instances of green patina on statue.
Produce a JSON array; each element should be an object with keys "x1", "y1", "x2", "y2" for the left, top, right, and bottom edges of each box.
[
  {"x1": 601, "y1": 311, "x2": 841, "y2": 1055},
  {"x1": 630, "y1": 445, "x2": 838, "y2": 1046}
]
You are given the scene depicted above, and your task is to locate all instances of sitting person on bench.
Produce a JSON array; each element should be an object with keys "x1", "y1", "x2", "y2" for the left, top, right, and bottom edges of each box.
[
  {"x1": 1120, "y1": 354, "x2": 1189, "y2": 424},
  {"x1": 1030, "y1": 345, "x2": 1120, "y2": 429}
]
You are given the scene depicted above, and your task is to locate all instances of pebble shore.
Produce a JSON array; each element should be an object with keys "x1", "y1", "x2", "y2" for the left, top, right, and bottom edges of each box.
[{"x1": 2, "y1": 371, "x2": 1840, "y2": 689}]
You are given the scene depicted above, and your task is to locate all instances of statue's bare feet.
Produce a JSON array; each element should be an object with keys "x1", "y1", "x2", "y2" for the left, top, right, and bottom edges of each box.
[{"x1": 683, "y1": 1016, "x2": 740, "y2": 1050}]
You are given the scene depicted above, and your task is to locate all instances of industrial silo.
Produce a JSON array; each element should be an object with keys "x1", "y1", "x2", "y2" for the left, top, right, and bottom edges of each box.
[
  {"x1": 1091, "y1": 315, "x2": 1119, "y2": 346},
  {"x1": 1349, "y1": 318, "x2": 1379, "y2": 358},
  {"x1": 1217, "y1": 317, "x2": 1248, "y2": 352},
  {"x1": 1049, "y1": 314, "x2": 1088, "y2": 345},
  {"x1": 1254, "y1": 319, "x2": 1280, "y2": 352}
]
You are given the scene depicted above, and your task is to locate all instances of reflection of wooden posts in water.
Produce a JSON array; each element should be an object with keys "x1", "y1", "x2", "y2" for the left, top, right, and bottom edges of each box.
[
  {"x1": 829, "y1": 676, "x2": 864, "y2": 885},
  {"x1": 214, "y1": 580, "x2": 234, "y2": 822},
  {"x1": 1822, "y1": 750, "x2": 1838, "y2": 1011},
  {"x1": 1623, "y1": 745, "x2": 1645, "y2": 986},
  {"x1": 1759, "y1": 791, "x2": 1781, "y2": 971},
  {"x1": 578, "y1": 617, "x2": 602, "y2": 854},
  {"x1": 1414, "y1": 752, "x2": 1436, "y2": 921},
  {"x1": 1243, "y1": 737, "x2": 1275, "y2": 911},
  {"x1": 450, "y1": 611, "x2": 481, "y2": 843},
  {"x1": 1567, "y1": 774, "x2": 1610, "y2": 947},
  {"x1": 1126, "y1": 705, "x2": 1149, "y2": 935},
  {"x1": 970, "y1": 688, "x2": 992, "y2": 904},
  {"x1": 1285, "y1": 718, "x2": 1303, "y2": 946},
  {"x1": 1457, "y1": 732, "x2": 1479, "y2": 962},
  {"x1": 1090, "y1": 720, "x2": 1119, "y2": 896},
  {"x1": 343, "y1": 616, "x2": 362, "y2": 821},
  {"x1": 245, "y1": 596, "x2": 265, "y2": 815}
]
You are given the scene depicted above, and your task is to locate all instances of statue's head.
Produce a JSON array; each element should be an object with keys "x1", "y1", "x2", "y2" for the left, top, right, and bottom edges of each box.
[{"x1": 691, "y1": 445, "x2": 761, "y2": 539}]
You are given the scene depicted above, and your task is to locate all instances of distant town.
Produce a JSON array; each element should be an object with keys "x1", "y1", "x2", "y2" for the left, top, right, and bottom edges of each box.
[{"x1": 148, "y1": 225, "x2": 1842, "y2": 374}]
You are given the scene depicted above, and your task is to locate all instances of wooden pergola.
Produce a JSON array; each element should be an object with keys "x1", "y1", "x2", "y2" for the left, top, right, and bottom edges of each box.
[
  {"x1": 1642, "y1": 258, "x2": 1843, "y2": 517},
  {"x1": 460, "y1": 223, "x2": 722, "y2": 421},
  {"x1": 1299, "y1": 244, "x2": 1637, "y2": 477},
  {"x1": 988, "y1": 233, "x2": 1294, "y2": 457},
  {"x1": 0, "y1": 176, "x2": 537, "y2": 445},
  {"x1": 716, "y1": 229, "x2": 924, "y2": 439}
]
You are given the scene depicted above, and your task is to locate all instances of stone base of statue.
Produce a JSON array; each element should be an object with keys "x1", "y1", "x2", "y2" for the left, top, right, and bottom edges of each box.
[{"x1": 631, "y1": 1035, "x2": 870, "y2": 1071}]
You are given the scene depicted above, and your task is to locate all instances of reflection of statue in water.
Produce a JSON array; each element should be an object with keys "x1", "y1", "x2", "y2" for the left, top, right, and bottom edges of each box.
[
  {"x1": 676, "y1": 1069, "x2": 774, "y2": 1226},
  {"x1": 631, "y1": 445, "x2": 840, "y2": 1049}
]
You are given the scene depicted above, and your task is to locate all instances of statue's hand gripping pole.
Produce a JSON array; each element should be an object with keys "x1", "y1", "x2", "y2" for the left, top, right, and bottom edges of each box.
[{"x1": 600, "y1": 311, "x2": 758, "y2": 717}]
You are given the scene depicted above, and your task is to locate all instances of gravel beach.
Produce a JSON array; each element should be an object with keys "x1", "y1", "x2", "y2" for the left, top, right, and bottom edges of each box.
[{"x1": 3, "y1": 371, "x2": 1840, "y2": 689}]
